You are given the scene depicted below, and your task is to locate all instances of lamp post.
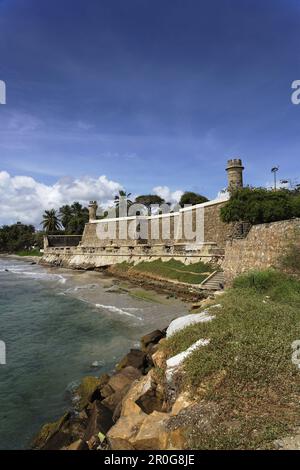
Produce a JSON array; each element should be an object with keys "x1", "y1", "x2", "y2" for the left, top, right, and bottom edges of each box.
[{"x1": 271, "y1": 166, "x2": 279, "y2": 191}]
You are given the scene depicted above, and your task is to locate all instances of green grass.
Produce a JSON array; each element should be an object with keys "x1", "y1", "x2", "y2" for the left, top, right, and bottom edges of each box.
[
  {"x1": 163, "y1": 270, "x2": 300, "y2": 449},
  {"x1": 113, "y1": 259, "x2": 214, "y2": 284},
  {"x1": 15, "y1": 249, "x2": 43, "y2": 257}
]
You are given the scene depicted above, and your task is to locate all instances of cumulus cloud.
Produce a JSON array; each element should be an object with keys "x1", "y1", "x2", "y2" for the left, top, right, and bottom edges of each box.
[
  {"x1": 152, "y1": 185, "x2": 184, "y2": 205},
  {"x1": 0, "y1": 171, "x2": 123, "y2": 226}
]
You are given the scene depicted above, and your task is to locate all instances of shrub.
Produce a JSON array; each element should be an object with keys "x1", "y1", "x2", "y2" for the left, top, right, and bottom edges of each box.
[{"x1": 220, "y1": 187, "x2": 295, "y2": 224}]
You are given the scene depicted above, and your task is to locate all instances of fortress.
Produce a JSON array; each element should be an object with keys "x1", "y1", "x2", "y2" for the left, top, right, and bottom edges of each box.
[{"x1": 43, "y1": 159, "x2": 299, "y2": 284}]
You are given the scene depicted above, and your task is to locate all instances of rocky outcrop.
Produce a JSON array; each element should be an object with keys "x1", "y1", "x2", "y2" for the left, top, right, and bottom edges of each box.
[
  {"x1": 32, "y1": 328, "x2": 167, "y2": 451},
  {"x1": 32, "y1": 301, "x2": 220, "y2": 451}
]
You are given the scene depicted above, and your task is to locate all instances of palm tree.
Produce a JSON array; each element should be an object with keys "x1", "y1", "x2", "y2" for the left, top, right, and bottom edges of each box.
[
  {"x1": 41, "y1": 209, "x2": 61, "y2": 233},
  {"x1": 68, "y1": 202, "x2": 89, "y2": 234},
  {"x1": 59, "y1": 205, "x2": 73, "y2": 230},
  {"x1": 114, "y1": 190, "x2": 133, "y2": 217}
]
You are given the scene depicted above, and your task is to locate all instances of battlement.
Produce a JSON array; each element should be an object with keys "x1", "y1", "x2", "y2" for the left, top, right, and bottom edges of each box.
[
  {"x1": 226, "y1": 158, "x2": 244, "y2": 169},
  {"x1": 88, "y1": 201, "x2": 98, "y2": 221},
  {"x1": 226, "y1": 158, "x2": 244, "y2": 190}
]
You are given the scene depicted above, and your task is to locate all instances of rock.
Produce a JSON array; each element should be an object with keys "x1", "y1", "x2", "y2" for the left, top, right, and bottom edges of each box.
[
  {"x1": 166, "y1": 312, "x2": 215, "y2": 338},
  {"x1": 116, "y1": 350, "x2": 146, "y2": 371},
  {"x1": 133, "y1": 411, "x2": 170, "y2": 450},
  {"x1": 102, "y1": 385, "x2": 131, "y2": 412},
  {"x1": 84, "y1": 400, "x2": 114, "y2": 441},
  {"x1": 89, "y1": 373, "x2": 111, "y2": 402},
  {"x1": 65, "y1": 439, "x2": 89, "y2": 451},
  {"x1": 31, "y1": 412, "x2": 71, "y2": 449},
  {"x1": 121, "y1": 373, "x2": 153, "y2": 418},
  {"x1": 171, "y1": 392, "x2": 195, "y2": 416},
  {"x1": 100, "y1": 383, "x2": 114, "y2": 398},
  {"x1": 87, "y1": 435, "x2": 100, "y2": 450},
  {"x1": 37, "y1": 411, "x2": 89, "y2": 450},
  {"x1": 141, "y1": 330, "x2": 165, "y2": 351},
  {"x1": 166, "y1": 339, "x2": 210, "y2": 384},
  {"x1": 76, "y1": 376, "x2": 105, "y2": 410},
  {"x1": 152, "y1": 349, "x2": 167, "y2": 369},
  {"x1": 108, "y1": 366, "x2": 141, "y2": 393},
  {"x1": 107, "y1": 413, "x2": 147, "y2": 450},
  {"x1": 136, "y1": 387, "x2": 164, "y2": 415}
]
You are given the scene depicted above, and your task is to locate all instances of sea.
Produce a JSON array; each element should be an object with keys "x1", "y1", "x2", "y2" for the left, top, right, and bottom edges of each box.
[{"x1": 0, "y1": 257, "x2": 187, "y2": 449}]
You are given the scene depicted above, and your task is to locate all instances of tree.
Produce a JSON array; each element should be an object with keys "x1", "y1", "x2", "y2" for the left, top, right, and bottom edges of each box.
[
  {"x1": 41, "y1": 209, "x2": 61, "y2": 233},
  {"x1": 58, "y1": 202, "x2": 89, "y2": 234},
  {"x1": 114, "y1": 190, "x2": 133, "y2": 216},
  {"x1": 220, "y1": 187, "x2": 296, "y2": 225},
  {"x1": 0, "y1": 223, "x2": 36, "y2": 253},
  {"x1": 179, "y1": 192, "x2": 209, "y2": 207},
  {"x1": 114, "y1": 190, "x2": 133, "y2": 207},
  {"x1": 67, "y1": 202, "x2": 89, "y2": 234},
  {"x1": 59, "y1": 205, "x2": 73, "y2": 230},
  {"x1": 134, "y1": 194, "x2": 165, "y2": 208}
]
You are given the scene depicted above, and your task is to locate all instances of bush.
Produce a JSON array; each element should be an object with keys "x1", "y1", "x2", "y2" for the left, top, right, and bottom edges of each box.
[{"x1": 220, "y1": 187, "x2": 296, "y2": 224}]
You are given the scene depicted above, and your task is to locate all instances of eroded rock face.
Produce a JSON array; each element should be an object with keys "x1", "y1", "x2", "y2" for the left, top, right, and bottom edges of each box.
[{"x1": 32, "y1": 325, "x2": 195, "y2": 451}]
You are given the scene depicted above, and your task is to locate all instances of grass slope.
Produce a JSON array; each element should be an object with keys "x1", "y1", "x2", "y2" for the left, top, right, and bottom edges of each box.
[
  {"x1": 112, "y1": 259, "x2": 214, "y2": 284},
  {"x1": 164, "y1": 270, "x2": 300, "y2": 449}
]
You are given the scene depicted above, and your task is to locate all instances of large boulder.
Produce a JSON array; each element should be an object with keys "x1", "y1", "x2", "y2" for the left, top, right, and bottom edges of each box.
[
  {"x1": 133, "y1": 411, "x2": 170, "y2": 450},
  {"x1": 107, "y1": 413, "x2": 147, "y2": 450},
  {"x1": 108, "y1": 366, "x2": 141, "y2": 393},
  {"x1": 84, "y1": 400, "x2": 114, "y2": 441},
  {"x1": 76, "y1": 376, "x2": 107, "y2": 410},
  {"x1": 31, "y1": 412, "x2": 71, "y2": 449},
  {"x1": 116, "y1": 350, "x2": 146, "y2": 371},
  {"x1": 102, "y1": 385, "x2": 131, "y2": 412},
  {"x1": 119, "y1": 370, "x2": 165, "y2": 417},
  {"x1": 141, "y1": 330, "x2": 165, "y2": 351},
  {"x1": 101, "y1": 367, "x2": 141, "y2": 413}
]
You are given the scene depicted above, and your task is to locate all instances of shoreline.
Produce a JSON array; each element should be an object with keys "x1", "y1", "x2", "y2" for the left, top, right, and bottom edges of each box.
[{"x1": 0, "y1": 253, "x2": 42, "y2": 264}]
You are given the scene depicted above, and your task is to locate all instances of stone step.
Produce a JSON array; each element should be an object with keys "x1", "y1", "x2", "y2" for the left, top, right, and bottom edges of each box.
[{"x1": 201, "y1": 271, "x2": 225, "y2": 290}]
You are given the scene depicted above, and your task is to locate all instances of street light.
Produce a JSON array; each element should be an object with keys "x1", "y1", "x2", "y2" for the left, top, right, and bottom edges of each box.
[{"x1": 271, "y1": 166, "x2": 279, "y2": 191}]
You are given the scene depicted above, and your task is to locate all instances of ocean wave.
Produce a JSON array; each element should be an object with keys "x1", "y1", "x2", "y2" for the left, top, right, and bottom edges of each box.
[
  {"x1": 95, "y1": 303, "x2": 143, "y2": 320},
  {"x1": 0, "y1": 267, "x2": 66, "y2": 284}
]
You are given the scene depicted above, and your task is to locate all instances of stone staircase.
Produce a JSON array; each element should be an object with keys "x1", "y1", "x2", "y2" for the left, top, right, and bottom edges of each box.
[{"x1": 201, "y1": 271, "x2": 225, "y2": 290}]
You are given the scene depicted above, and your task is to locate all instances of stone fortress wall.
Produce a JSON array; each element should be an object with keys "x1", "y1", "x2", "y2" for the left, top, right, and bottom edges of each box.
[
  {"x1": 42, "y1": 159, "x2": 244, "y2": 269},
  {"x1": 223, "y1": 218, "x2": 300, "y2": 283},
  {"x1": 43, "y1": 158, "x2": 298, "y2": 280}
]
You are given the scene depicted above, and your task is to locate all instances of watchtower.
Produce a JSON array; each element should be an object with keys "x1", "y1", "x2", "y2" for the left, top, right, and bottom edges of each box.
[
  {"x1": 226, "y1": 159, "x2": 244, "y2": 190},
  {"x1": 88, "y1": 201, "x2": 98, "y2": 222}
]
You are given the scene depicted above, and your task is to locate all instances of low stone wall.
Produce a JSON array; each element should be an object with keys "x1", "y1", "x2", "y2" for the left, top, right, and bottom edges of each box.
[
  {"x1": 46, "y1": 235, "x2": 82, "y2": 247},
  {"x1": 223, "y1": 218, "x2": 300, "y2": 283},
  {"x1": 42, "y1": 242, "x2": 224, "y2": 269}
]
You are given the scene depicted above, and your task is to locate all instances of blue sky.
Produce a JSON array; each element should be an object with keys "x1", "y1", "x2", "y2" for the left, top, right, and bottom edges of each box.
[{"x1": 0, "y1": 0, "x2": 300, "y2": 224}]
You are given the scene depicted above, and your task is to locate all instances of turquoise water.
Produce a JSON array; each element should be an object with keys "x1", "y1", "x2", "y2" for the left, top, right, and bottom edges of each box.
[{"x1": 0, "y1": 258, "x2": 186, "y2": 449}]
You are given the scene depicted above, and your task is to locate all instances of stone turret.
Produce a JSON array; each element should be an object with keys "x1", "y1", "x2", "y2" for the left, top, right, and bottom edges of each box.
[
  {"x1": 88, "y1": 201, "x2": 98, "y2": 222},
  {"x1": 226, "y1": 158, "x2": 244, "y2": 190}
]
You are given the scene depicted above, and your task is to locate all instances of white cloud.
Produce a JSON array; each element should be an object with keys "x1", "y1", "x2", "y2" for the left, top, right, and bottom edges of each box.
[
  {"x1": 0, "y1": 171, "x2": 123, "y2": 226},
  {"x1": 152, "y1": 185, "x2": 183, "y2": 204}
]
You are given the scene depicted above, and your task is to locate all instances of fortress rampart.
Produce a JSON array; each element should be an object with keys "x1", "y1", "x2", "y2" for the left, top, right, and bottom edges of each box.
[{"x1": 42, "y1": 159, "x2": 241, "y2": 270}]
